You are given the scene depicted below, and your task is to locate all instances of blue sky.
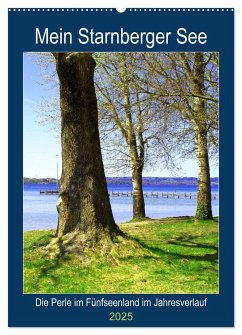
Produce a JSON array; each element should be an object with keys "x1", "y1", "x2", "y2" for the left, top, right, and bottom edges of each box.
[
  {"x1": 23, "y1": 53, "x2": 218, "y2": 178},
  {"x1": 23, "y1": 54, "x2": 61, "y2": 178}
]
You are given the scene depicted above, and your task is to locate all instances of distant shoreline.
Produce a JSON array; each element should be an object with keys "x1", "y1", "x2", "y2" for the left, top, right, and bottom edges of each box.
[{"x1": 24, "y1": 177, "x2": 219, "y2": 186}]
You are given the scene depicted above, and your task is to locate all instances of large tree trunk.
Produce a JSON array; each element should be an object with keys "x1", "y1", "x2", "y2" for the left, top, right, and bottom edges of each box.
[
  {"x1": 53, "y1": 53, "x2": 121, "y2": 241},
  {"x1": 194, "y1": 127, "x2": 213, "y2": 219},
  {"x1": 132, "y1": 165, "x2": 145, "y2": 218}
]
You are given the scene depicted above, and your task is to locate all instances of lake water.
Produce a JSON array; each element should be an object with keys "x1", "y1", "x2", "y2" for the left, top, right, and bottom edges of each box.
[{"x1": 24, "y1": 183, "x2": 219, "y2": 231}]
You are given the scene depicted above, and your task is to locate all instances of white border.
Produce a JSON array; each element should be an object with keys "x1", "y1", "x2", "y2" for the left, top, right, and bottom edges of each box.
[
  {"x1": 8, "y1": 8, "x2": 234, "y2": 11},
  {"x1": 1, "y1": 0, "x2": 241, "y2": 334}
]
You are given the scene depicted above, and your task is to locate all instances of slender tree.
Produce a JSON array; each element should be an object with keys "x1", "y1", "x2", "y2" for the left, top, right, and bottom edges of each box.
[
  {"x1": 95, "y1": 53, "x2": 146, "y2": 217},
  {"x1": 182, "y1": 53, "x2": 213, "y2": 219},
  {"x1": 95, "y1": 53, "x2": 171, "y2": 218}
]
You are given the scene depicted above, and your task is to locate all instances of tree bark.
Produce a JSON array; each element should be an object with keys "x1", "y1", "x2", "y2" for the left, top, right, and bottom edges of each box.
[
  {"x1": 132, "y1": 166, "x2": 145, "y2": 218},
  {"x1": 120, "y1": 53, "x2": 146, "y2": 218},
  {"x1": 192, "y1": 54, "x2": 213, "y2": 220},
  {"x1": 194, "y1": 127, "x2": 213, "y2": 220},
  {"x1": 53, "y1": 52, "x2": 121, "y2": 240}
]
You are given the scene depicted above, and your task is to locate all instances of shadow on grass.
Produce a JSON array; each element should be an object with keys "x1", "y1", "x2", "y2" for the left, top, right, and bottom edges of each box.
[
  {"x1": 24, "y1": 232, "x2": 56, "y2": 251},
  {"x1": 137, "y1": 234, "x2": 218, "y2": 264},
  {"x1": 37, "y1": 239, "x2": 66, "y2": 286}
]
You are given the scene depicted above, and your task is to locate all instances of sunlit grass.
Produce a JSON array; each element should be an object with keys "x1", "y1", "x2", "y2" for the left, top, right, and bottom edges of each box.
[{"x1": 24, "y1": 217, "x2": 218, "y2": 294}]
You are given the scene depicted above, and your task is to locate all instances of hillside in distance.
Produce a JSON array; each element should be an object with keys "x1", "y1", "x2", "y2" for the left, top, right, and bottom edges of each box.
[{"x1": 24, "y1": 177, "x2": 219, "y2": 186}]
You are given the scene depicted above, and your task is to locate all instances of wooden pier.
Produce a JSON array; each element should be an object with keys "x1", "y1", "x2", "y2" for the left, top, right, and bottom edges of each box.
[
  {"x1": 40, "y1": 190, "x2": 218, "y2": 200},
  {"x1": 108, "y1": 191, "x2": 218, "y2": 200},
  {"x1": 40, "y1": 190, "x2": 59, "y2": 195}
]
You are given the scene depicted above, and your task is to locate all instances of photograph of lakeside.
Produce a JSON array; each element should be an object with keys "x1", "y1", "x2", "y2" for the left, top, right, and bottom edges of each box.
[{"x1": 24, "y1": 52, "x2": 219, "y2": 294}]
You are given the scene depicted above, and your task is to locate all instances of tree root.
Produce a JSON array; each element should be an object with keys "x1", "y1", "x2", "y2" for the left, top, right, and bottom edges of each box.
[{"x1": 42, "y1": 229, "x2": 155, "y2": 265}]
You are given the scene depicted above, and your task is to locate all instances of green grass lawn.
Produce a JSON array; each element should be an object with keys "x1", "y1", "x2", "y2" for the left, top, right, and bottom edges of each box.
[{"x1": 24, "y1": 217, "x2": 218, "y2": 294}]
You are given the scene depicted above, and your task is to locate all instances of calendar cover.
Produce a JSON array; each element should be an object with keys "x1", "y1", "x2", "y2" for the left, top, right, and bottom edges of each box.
[{"x1": 8, "y1": 7, "x2": 234, "y2": 327}]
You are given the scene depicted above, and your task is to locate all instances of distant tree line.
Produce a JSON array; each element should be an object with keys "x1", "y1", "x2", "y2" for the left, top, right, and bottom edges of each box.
[
  {"x1": 24, "y1": 176, "x2": 219, "y2": 186},
  {"x1": 24, "y1": 177, "x2": 58, "y2": 184}
]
